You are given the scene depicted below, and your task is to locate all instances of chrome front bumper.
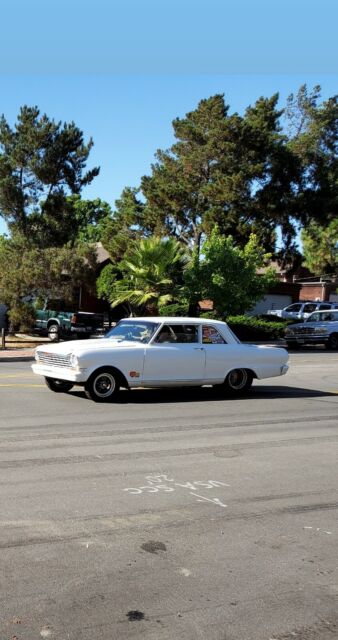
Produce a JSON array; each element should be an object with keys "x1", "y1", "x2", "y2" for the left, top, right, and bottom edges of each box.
[{"x1": 31, "y1": 363, "x2": 88, "y2": 383}]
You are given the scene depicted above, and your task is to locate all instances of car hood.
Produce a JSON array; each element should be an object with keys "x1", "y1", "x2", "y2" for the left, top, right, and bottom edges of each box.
[
  {"x1": 286, "y1": 322, "x2": 319, "y2": 330},
  {"x1": 36, "y1": 339, "x2": 144, "y2": 356}
]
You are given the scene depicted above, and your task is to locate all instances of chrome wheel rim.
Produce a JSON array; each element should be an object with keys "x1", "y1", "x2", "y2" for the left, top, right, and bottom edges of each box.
[{"x1": 228, "y1": 369, "x2": 248, "y2": 390}]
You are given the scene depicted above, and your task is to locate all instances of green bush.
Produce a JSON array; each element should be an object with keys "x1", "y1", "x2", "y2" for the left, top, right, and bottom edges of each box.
[
  {"x1": 159, "y1": 303, "x2": 189, "y2": 316},
  {"x1": 8, "y1": 303, "x2": 36, "y2": 333},
  {"x1": 227, "y1": 315, "x2": 286, "y2": 341},
  {"x1": 199, "y1": 310, "x2": 224, "y2": 321},
  {"x1": 258, "y1": 314, "x2": 301, "y2": 325}
]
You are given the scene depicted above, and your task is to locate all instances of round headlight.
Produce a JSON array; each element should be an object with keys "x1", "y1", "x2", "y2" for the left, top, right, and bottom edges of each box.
[{"x1": 70, "y1": 353, "x2": 78, "y2": 368}]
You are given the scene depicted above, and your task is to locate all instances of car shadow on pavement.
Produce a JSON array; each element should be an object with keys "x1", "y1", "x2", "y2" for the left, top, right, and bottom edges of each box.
[{"x1": 69, "y1": 385, "x2": 338, "y2": 404}]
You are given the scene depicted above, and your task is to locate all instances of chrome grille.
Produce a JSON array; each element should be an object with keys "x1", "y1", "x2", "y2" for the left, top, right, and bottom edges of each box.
[
  {"x1": 38, "y1": 352, "x2": 71, "y2": 368},
  {"x1": 292, "y1": 327, "x2": 315, "y2": 335}
]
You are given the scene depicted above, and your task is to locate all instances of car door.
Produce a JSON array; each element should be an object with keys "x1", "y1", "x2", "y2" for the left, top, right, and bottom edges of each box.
[
  {"x1": 201, "y1": 324, "x2": 241, "y2": 381},
  {"x1": 142, "y1": 323, "x2": 205, "y2": 384},
  {"x1": 282, "y1": 303, "x2": 303, "y2": 319}
]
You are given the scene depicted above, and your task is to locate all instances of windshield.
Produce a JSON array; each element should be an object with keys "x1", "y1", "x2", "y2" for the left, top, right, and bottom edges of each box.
[{"x1": 105, "y1": 320, "x2": 160, "y2": 343}]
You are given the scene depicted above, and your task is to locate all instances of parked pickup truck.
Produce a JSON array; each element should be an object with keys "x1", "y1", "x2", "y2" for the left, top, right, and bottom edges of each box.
[
  {"x1": 267, "y1": 301, "x2": 338, "y2": 321},
  {"x1": 34, "y1": 302, "x2": 104, "y2": 342}
]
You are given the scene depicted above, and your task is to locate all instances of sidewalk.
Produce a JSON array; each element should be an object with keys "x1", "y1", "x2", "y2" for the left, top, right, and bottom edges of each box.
[
  {"x1": 0, "y1": 348, "x2": 35, "y2": 362},
  {"x1": 0, "y1": 333, "x2": 49, "y2": 362}
]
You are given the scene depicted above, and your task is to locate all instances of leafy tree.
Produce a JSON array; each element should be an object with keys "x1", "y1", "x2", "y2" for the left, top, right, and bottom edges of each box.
[
  {"x1": 301, "y1": 220, "x2": 338, "y2": 274},
  {"x1": 285, "y1": 85, "x2": 338, "y2": 228},
  {"x1": 0, "y1": 235, "x2": 98, "y2": 321},
  {"x1": 0, "y1": 106, "x2": 99, "y2": 245},
  {"x1": 184, "y1": 227, "x2": 276, "y2": 317},
  {"x1": 101, "y1": 87, "x2": 335, "y2": 266},
  {"x1": 97, "y1": 236, "x2": 188, "y2": 315},
  {"x1": 96, "y1": 263, "x2": 122, "y2": 302},
  {"x1": 69, "y1": 196, "x2": 112, "y2": 244},
  {"x1": 140, "y1": 94, "x2": 297, "y2": 255},
  {"x1": 99, "y1": 187, "x2": 150, "y2": 261}
]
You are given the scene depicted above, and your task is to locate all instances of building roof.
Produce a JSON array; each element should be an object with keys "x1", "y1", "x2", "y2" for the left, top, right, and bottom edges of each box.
[{"x1": 95, "y1": 242, "x2": 111, "y2": 264}]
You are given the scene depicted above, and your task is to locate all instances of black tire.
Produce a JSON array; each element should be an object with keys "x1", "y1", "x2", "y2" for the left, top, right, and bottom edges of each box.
[
  {"x1": 45, "y1": 377, "x2": 74, "y2": 393},
  {"x1": 48, "y1": 323, "x2": 60, "y2": 342},
  {"x1": 325, "y1": 333, "x2": 338, "y2": 350},
  {"x1": 287, "y1": 342, "x2": 301, "y2": 350},
  {"x1": 84, "y1": 368, "x2": 120, "y2": 402},
  {"x1": 221, "y1": 368, "x2": 253, "y2": 395}
]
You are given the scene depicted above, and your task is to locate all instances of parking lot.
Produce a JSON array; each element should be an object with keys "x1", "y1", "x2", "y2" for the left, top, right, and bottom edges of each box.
[{"x1": 1, "y1": 352, "x2": 338, "y2": 640}]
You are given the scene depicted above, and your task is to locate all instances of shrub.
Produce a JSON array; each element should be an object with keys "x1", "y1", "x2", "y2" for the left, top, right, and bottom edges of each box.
[
  {"x1": 8, "y1": 303, "x2": 36, "y2": 333},
  {"x1": 227, "y1": 315, "x2": 286, "y2": 341},
  {"x1": 159, "y1": 303, "x2": 189, "y2": 316},
  {"x1": 258, "y1": 314, "x2": 302, "y2": 325}
]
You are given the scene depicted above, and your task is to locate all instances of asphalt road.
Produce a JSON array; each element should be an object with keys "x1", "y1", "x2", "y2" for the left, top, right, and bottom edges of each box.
[{"x1": 1, "y1": 353, "x2": 338, "y2": 640}]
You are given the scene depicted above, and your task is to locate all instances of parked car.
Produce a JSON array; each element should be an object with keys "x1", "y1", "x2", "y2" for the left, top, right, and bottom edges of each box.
[
  {"x1": 32, "y1": 317, "x2": 289, "y2": 402},
  {"x1": 285, "y1": 310, "x2": 338, "y2": 350},
  {"x1": 34, "y1": 298, "x2": 104, "y2": 342},
  {"x1": 267, "y1": 301, "x2": 338, "y2": 321}
]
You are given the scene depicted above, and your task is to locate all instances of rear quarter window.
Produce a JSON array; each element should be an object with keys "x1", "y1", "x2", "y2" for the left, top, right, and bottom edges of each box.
[{"x1": 202, "y1": 325, "x2": 226, "y2": 344}]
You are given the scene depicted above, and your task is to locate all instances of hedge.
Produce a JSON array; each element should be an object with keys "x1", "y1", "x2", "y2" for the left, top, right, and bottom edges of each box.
[
  {"x1": 227, "y1": 315, "x2": 287, "y2": 341},
  {"x1": 199, "y1": 311, "x2": 288, "y2": 340}
]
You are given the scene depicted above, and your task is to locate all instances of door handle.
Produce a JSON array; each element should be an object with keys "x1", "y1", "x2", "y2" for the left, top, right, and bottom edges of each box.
[{"x1": 194, "y1": 347, "x2": 204, "y2": 350}]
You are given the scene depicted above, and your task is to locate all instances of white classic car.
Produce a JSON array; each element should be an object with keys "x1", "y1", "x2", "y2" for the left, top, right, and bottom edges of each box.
[{"x1": 32, "y1": 317, "x2": 289, "y2": 402}]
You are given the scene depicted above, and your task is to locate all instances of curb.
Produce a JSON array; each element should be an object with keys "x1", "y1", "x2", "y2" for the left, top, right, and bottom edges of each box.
[{"x1": 0, "y1": 355, "x2": 35, "y2": 363}]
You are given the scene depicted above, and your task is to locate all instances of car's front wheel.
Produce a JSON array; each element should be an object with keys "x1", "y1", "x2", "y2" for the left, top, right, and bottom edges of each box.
[
  {"x1": 325, "y1": 333, "x2": 338, "y2": 350},
  {"x1": 84, "y1": 368, "x2": 120, "y2": 402},
  {"x1": 45, "y1": 377, "x2": 74, "y2": 393},
  {"x1": 219, "y1": 368, "x2": 253, "y2": 395}
]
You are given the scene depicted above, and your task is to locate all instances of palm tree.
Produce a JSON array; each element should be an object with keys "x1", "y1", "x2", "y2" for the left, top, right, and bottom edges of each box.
[{"x1": 110, "y1": 237, "x2": 189, "y2": 315}]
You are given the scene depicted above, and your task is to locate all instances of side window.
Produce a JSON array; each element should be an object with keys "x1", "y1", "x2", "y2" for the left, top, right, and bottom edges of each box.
[
  {"x1": 156, "y1": 324, "x2": 199, "y2": 344},
  {"x1": 303, "y1": 303, "x2": 317, "y2": 313},
  {"x1": 322, "y1": 313, "x2": 334, "y2": 322},
  {"x1": 308, "y1": 313, "x2": 320, "y2": 322},
  {"x1": 171, "y1": 324, "x2": 199, "y2": 343},
  {"x1": 319, "y1": 304, "x2": 331, "y2": 310},
  {"x1": 202, "y1": 325, "x2": 226, "y2": 344},
  {"x1": 156, "y1": 325, "x2": 177, "y2": 343},
  {"x1": 286, "y1": 304, "x2": 302, "y2": 312}
]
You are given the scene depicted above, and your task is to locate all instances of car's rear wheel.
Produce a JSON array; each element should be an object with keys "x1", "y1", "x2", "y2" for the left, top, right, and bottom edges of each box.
[
  {"x1": 85, "y1": 368, "x2": 120, "y2": 402},
  {"x1": 221, "y1": 368, "x2": 253, "y2": 395},
  {"x1": 325, "y1": 333, "x2": 338, "y2": 350},
  {"x1": 45, "y1": 377, "x2": 74, "y2": 393}
]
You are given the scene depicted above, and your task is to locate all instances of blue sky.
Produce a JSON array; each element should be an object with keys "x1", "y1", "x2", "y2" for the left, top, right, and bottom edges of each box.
[{"x1": 0, "y1": 0, "x2": 337, "y2": 236}]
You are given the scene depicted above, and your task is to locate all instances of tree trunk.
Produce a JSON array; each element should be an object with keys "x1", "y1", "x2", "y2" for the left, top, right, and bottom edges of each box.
[{"x1": 145, "y1": 303, "x2": 158, "y2": 316}]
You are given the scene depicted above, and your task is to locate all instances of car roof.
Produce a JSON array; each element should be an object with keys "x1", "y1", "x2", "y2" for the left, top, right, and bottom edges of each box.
[
  {"x1": 309, "y1": 308, "x2": 338, "y2": 313},
  {"x1": 121, "y1": 316, "x2": 226, "y2": 325}
]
